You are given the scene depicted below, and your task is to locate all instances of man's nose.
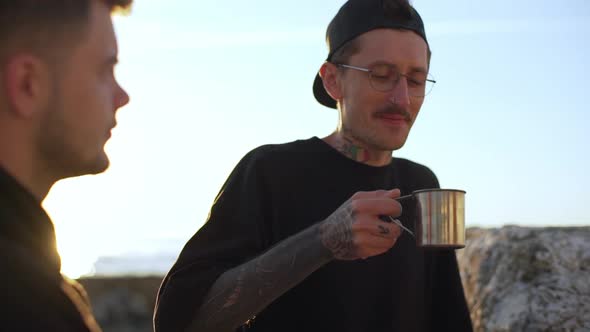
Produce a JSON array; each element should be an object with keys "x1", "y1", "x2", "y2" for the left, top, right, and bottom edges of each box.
[
  {"x1": 388, "y1": 77, "x2": 411, "y2": 107},
  {"x1": 115, "y1": 81, "x2": 130, "y2": 110}
]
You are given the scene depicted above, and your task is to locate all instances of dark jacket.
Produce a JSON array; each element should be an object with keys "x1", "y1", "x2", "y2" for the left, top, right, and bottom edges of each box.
[{"x1": 0, "y1": 166, "x2": 101, "y2": 332}]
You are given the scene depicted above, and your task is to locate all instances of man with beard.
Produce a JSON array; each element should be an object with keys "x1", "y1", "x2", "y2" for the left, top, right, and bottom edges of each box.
[
  {"x1": 155, "y1": 0, "x2": 473, "y2": 331},
  {"x1": 0, "y1": 1, "x2": 132, "y2": 331}
]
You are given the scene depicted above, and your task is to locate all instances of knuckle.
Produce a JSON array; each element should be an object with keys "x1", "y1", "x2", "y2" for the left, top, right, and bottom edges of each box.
[
  {"x1": 395, "y1": 227, "x2": 404, "y2": 237},
  {"x1": 349, "y1": 199, "x2": 363, "y2": 214},
  {"x1": 391, "y1": 201, "x2": 402, "y2": 216},
  {"x1": 353, "y1": 219, "x2": 372, "y2": 233},
  {"x1": 351, "y1": 191, "x2": 364, "y2": 200}
]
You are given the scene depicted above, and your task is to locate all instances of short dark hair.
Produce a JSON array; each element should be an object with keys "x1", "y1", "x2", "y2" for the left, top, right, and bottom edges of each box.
[{"x1": 0, "y1": 0, "x2": 133, "y2": 64}]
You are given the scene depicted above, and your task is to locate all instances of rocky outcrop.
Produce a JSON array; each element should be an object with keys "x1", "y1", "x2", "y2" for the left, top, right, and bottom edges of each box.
[
  {"x1": 78, "y1": 276, "x2": 163, "y2": 332},
  {"x1": 457, "y1": 226, "x2": 590, "y2": 332},
  {"x1": 78, "y1": 227, "x2": 590, "y2": 332}
]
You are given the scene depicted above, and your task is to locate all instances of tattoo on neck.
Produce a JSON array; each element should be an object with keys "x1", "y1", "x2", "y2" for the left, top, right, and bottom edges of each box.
[{"x1": 337, "y1": 137, "x2": 370, "y2": 162}]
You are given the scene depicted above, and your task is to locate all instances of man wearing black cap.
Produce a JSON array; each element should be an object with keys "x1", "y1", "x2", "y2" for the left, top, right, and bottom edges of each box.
[{"x1": 155, "y1": 0, "x2": 473, "y2": 331}]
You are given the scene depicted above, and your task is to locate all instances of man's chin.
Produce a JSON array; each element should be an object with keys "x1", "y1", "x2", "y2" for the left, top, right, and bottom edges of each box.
[
  {"x1": 89, "y1": 156, "x2": 110, "y2": 175},
  {"x1": 381, "y1": 136, "x2": 409, "y2": 152},
  {"x1": 66, "y1": 155, "x2": 110, "y2": 179}
]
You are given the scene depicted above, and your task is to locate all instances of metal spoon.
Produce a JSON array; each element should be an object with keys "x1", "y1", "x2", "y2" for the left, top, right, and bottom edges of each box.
[{"x1": 387, "y1": 215, "x2": 415, "y2": 237}]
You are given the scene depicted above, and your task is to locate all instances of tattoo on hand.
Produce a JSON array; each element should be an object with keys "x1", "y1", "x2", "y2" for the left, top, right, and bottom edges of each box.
[
  {"x1": 318, "y1": 201, "x2": 356, "y2": 260},
  {"x1": 378, "y1": 225, "x2": 390, "y2": 235}
]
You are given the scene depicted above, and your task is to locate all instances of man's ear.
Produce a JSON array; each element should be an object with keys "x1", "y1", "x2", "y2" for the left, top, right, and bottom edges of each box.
[
  {"x1": 3, "y1": 54, "x2": 51, "y2": 119},
  {"x1": 319, "y1": 62, "x2": 343, "y2": 102}
]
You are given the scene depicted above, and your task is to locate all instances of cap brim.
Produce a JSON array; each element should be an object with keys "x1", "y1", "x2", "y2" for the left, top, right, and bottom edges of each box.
[{"x1": 313, "y1": 72, "x2": 337, "y2": 109}]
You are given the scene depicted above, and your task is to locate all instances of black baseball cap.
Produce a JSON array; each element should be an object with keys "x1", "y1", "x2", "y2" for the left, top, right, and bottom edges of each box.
[{"x1": 313, "y1": 0, "x2": 429, "y2": 109}]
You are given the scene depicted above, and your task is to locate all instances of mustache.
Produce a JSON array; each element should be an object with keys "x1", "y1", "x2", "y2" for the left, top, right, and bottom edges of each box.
[{"x1": 374, "y1": 106, "x2": 411, "y2": 122}]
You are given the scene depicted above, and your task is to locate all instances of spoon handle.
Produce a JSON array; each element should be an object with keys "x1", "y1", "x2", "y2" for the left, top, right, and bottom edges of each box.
[
  {"x1": 395, "y1": 194, "x2": 414, "y2": 202},
  {"x1": 387, "y1": 216, "x2": 415, "y2": 237}
]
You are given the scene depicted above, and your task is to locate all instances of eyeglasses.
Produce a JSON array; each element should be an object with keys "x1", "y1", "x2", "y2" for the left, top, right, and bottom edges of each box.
[{"x1": 333, "y1": 63, "x2": 436, "y2": 97}]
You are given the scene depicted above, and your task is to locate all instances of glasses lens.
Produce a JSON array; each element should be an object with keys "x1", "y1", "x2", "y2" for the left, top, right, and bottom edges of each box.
[
  {"x1": 399, "y1": 73, "x2": 435, "y2": 97},
  {"x1": 404, "y1": 72, "x2": 435, "y2": 97},
  {"x1": 423, "y1": 73, "x2": 435, "y2": 97},
  {"x1": 369, "y1": 64, "x2": 397, "y2": 92},
  {"x1": 368, "y1": 65, "x2": 436, "y2": 97}
]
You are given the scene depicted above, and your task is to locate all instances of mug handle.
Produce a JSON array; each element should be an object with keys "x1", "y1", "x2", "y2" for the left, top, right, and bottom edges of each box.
[{"x1": 391, "y1": 194, "x2": 415, "y2": 237}]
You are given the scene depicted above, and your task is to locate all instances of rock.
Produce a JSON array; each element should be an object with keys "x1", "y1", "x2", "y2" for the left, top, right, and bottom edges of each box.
[
  {"x1": 457, "y1": 226, "x2": 590, "y2": 332},
  {"x1": 77, "y1": 227, "x2": 590, "y2": 332},
  {"x1": 78, "y1": 276, "x2": 164, "y2": 332}
]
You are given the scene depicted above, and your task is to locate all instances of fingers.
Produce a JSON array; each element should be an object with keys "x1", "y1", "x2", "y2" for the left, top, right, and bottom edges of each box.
[
  {"x1": 354, "y1": 224, "x2": 402, "y2": 258},
  {"x1": 351, "y1": 195, "x2": 402, "y2": 218},
  {"x1": 352, "y1": 189, "x2": 401, "y2": 200},
  {"x1": 374, "y1": 221, "x2": 403, "y2": 239},
  {"x1": 350, "y1": 219, "x2": 402, "y2": 257},
  {"x1": 384, "y1": 189, "x2": 401, "y2": 199},
  {"x1": 350, "y1": 189, "x2": 403, "y2": 217},
  {"x1": 353, "y1": 219, "x2": 402, "y2": 239},
  {"x1": 322, "y1": 189, "x2": 405, "y2": 261}
]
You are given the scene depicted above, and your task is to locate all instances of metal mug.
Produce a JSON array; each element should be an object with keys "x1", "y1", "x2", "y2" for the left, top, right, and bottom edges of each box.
[{"x1": 396, "y1": 189, "x2": 466, "y2": 249}]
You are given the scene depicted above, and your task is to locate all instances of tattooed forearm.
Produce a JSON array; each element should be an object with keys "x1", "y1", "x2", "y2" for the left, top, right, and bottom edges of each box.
[
  {"x1": 186, "y1": 197, "x2": 363, "y2": 332},
  {"x1": 186, "y1": 223, "x2": 334, "y2": 332}
]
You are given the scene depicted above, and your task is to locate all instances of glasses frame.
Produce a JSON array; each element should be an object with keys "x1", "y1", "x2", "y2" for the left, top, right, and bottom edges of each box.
[{"x1": 333, "y1": 63, "x2": 436, "y2": 97}]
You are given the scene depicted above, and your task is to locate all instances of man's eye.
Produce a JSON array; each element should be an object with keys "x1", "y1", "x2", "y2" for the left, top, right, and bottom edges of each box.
[
  {"x1": 370, "y1": 65, "x2": 393, "y2": 77},
  {"x1": 372, "y1": 73, "x2": 392, "y2": 81},
  {"x1": 371, "y1": 70, "x2": 395, "y2": 81},
  {"x1": 407, "y1": 78, "x2": 425, "y2": 86}
]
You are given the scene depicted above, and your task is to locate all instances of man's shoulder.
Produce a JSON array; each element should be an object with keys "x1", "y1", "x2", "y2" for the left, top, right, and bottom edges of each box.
[
  {"x1": 239, "y1": 137, "x2": 320, "y2": 166},
  {"x1": 250, "y1": 137, "x2": 318, "y2": 156},
  {"x1": 392, "y1": 157, "x2": 439, "y2": 188},
  {"x1": 393, "y1": 157, "x2": 435, "y2": 175},
  {"x1": 0, "y1": 238, "x2": 58, "y2": 291},
  {"x1": 0, "y1": 243, "x2": 94, "y2": 331},
  {"x1": 0, "y1": 240, "x2": 76, "y2": 330}
]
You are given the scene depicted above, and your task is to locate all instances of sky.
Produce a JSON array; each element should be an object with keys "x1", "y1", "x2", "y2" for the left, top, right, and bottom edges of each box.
[{"x1": 42, "y1": 0, "x2": 590, "y2": 278}]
